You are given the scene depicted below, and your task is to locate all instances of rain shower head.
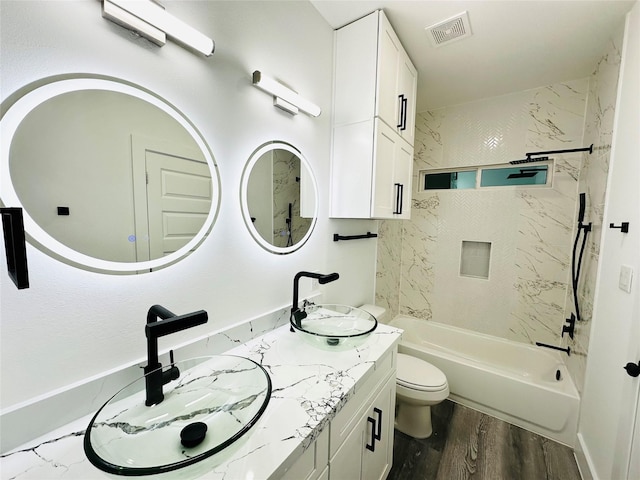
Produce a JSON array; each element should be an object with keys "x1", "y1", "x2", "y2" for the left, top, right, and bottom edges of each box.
[
  {"x1": 509, "y1": 156, "x2": 549, "y2": 165},
  {"x1": 507, "y1": 168, "x2": 544, "y2": 179}
]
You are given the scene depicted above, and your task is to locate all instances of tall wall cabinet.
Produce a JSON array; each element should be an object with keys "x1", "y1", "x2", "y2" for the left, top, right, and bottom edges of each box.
[{"x1": 330, "y1": 10, "x2": 417, "y2": 220}]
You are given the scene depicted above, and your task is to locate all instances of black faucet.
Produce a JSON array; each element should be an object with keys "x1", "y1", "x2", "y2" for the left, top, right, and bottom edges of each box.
[
  {"x1": 291, "y1": 271, "x2": 339, "y2": 329},
  {"x1": 144, "y1": 305, "x2": 208, "y2": 406}
]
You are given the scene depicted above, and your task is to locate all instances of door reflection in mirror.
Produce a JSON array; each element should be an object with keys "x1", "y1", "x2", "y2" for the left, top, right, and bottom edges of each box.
[{"x1": 1, "y1": 77, "x2": 220, "y2": 273}]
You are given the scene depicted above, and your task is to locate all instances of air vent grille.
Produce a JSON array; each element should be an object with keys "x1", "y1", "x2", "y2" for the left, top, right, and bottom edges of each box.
[{"x1": 425, "y1": 11, "x2": 472, "y2": 47}]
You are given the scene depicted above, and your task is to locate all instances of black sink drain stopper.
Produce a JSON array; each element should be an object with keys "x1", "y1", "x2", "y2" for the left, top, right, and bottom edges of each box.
[{"x1": 180, "y1": 422, "x2": 208, "y2": 448}]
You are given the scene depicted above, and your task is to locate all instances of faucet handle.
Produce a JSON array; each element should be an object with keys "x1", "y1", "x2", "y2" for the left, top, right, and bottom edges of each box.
[{"x1": 169, "y1": 349, "x2": 175, "y2": 365}]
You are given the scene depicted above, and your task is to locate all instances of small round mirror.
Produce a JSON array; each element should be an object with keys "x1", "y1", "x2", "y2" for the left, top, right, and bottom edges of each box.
[
  {"x1": 0, "y1": 76, "x2": 221, "y2": 273},
  {"x1": 240, "y1": 142, "x2": 317, "y2": 254}
]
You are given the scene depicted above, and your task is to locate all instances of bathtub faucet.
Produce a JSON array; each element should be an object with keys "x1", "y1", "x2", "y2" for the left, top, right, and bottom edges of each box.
[
  {"x1": 291, "y1": 271, "x2": 340, "y2": 329},
  {"x1": 562, "y1": 314, "x2": 576, "y2": 339},
  {"x1": 144, "y1": 305, "x2": 208, "y2": 406},
  {"x1": 535, "y1": 341, "x2": 570, "y2": 356}
]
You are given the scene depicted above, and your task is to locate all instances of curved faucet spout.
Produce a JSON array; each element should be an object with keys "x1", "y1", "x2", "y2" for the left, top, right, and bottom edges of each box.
[
  {"x1": 291, "y1": 271, "x2": 340, "y2": 328},
  {"x1": 144, "y1": 305, "x2": 208, "y2": 406}
]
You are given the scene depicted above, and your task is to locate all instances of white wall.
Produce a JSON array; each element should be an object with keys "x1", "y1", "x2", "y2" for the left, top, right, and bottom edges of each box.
[
  {"x1": 576, "y1": 1, "x2": 640, "y2": 478},
  {"x1": 0, "y1": 1, "x2": 377, "y2": 411}
]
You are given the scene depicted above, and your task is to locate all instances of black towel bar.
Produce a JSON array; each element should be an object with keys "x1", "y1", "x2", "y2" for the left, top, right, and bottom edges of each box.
[{"x1": 333, "y1": 232, "x2": 378, "y2": 242}]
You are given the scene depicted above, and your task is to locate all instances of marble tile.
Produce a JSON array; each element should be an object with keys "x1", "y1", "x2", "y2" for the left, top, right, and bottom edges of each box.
[
  {"x1": 524, "y1": 78, "x2": 588, "y2": 151},
  {"x1": 378, "y1": 78, "x2": 592, "y2": 347},
  {"x1": 560, "y1": 25, "x2": 623, "y2": 393}
]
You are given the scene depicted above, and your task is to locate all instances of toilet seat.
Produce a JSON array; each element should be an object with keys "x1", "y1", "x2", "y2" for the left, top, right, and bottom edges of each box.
[{"x1": 397, "y1": 353, "x2": 447, "y2": 392}]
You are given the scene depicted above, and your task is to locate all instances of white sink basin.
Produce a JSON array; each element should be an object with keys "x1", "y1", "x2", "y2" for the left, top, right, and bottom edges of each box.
[
  {"x1": 290, "y1": 304, "x2": 378, "y2": 350},
  {"x1": 84, "y1": 355, "x2": 271, "y2": 476}
]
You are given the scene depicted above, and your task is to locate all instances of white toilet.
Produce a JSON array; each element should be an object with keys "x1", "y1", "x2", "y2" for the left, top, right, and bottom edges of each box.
[
  {"x1": 395, "y1": 352, "x2": 449, "y2": 438},
  {"x1": 359, "y1": 305, "x2": 450, "y2": 439}
]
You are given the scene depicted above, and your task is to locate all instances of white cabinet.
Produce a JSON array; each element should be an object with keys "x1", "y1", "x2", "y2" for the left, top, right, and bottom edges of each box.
[
  {"x1": 330, "y1": 9, "x2": 417, "y2": 220},
  {"x1": 329, "y1": 349, "x2": 397, "y2": 480},
  {"x1": 376, "y1": 13, "x2": 418, "y2": 147},
  {"x1": 372, "y1": 120, "x2": 413, "y2": 219},
  {"x1": 331, "y1": 376, "x2": 395, "y2": 480},
  {"x1": 282, "y1": 427, "x2": 329, "y2": 480}
]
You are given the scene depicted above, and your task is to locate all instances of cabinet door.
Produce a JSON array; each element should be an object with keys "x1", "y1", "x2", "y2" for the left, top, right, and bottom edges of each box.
[
  {"x1": 362, "y1": 376, "x2": 395, "y2": 480},
  {"x1": 394, "y1": 138, "x2": 413, "y2": 220},
  {"x1": 371, "y1": 120, "x2": 413, "y2": 220},
  {"x1": 331, "y1": 421, "x2": 365, "y2": 480},
  {"x1": 396, "y1": 51, "x2": 418, "y2": 146},
  {"x1": 376, "y1": 11, "x2": 402, "y2": 130}
]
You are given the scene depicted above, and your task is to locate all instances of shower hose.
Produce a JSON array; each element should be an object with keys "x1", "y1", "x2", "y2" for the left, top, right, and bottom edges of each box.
[{"x1": 572, "y1": 193, "x2": 591, "y2": 322}]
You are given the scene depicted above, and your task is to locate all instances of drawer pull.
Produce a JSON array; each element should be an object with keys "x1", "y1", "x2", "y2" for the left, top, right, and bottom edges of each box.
[{"x1": 365, "y1": 407, "x2": 383, "y2": 452}]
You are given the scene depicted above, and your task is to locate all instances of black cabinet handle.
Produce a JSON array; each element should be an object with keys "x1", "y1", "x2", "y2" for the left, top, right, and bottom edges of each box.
[
  {"x1": 394, "y1": 183, "x2": 404, "y2": 215},
  {"x1": 397, "y1": 94, "x2": 406, "y2": 129},
  {"x1": 366, "y1": 416, "x2": 376, "y2": 452},
  {"x1": 365, "y1": 407, "x2": 383, "y2": 452},
  {"x1": 401, "y1": 97, "x2": 407, "y2": 131}
]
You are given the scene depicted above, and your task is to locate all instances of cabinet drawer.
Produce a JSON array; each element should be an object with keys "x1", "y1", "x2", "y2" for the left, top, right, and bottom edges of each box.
[
  {"x1": 329, "y1": 349, "x2": 395, "y2": 457},
  {"x1": 281, "y1": 427, "x2": 329, "y2": 480}
]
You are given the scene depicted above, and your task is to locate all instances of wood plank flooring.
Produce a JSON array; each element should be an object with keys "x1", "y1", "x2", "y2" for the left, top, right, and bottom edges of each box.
[{"x1": 388, "y1": 400, "x2": 582, "y2": 480}]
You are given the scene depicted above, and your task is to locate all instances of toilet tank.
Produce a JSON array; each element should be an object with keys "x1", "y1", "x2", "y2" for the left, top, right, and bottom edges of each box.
[{"x1": 358, "y1": 304, "x2": 387, "y2": 323}]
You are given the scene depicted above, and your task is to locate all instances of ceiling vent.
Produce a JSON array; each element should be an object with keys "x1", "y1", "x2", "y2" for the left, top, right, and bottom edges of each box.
[{"x1": 425, "y1": 11, "x2": 472, "y2": 47}]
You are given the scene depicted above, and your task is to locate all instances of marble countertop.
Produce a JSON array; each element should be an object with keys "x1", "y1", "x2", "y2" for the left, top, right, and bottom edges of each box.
[{"x1": 1, "y1": 323, "x2": 401, "y2": 479}]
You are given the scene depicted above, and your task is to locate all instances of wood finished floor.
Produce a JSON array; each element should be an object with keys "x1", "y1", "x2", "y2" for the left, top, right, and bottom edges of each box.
[{"x1": 388, "y1": 400, "x2": 582, "y2": 480}]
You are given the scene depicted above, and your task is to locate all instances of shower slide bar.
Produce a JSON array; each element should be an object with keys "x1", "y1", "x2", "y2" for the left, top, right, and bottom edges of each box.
[
  {"x1": 333, "y1": 232, "x2": 378, "y2": 242},
  {"x1": 536, "y1": 342, "x2": 571, "y2": 356}
]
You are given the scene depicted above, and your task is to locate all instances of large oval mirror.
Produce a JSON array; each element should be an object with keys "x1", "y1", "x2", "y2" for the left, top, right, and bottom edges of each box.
[
  {"x1": 240, "y1": 142, "x2": 317, "y2": 254},
  {"x1": 0, "y1": 76, "x2": 221, "y2": 273}
]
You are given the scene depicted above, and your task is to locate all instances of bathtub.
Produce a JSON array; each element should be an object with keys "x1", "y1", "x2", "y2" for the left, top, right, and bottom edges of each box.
[{"x1": 389, "y1": 315, "x2": 580, "y2": 447}]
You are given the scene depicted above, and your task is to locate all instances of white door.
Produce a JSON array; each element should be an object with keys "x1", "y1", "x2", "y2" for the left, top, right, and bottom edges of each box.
[
  {"x1": 629, "y1": 397, "x2": 640, "y2": 479},
  {"x1": 145, "y1": 152, "x2": 211, "y2": 259},
  {"x1": 131, "y1": 135, "x2": 212, "y2": 262}
]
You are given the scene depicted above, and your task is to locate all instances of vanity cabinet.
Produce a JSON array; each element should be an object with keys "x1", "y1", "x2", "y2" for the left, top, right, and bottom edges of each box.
[
  {"x1": 330, "y1": 9, "x2": 417, "y2": 220},
  {"x1": 285, "y1": 348, "x2": 397, "y2": 480},
  {"x1": 329, "y1": 349, "x2": 396, "y2": 480}
]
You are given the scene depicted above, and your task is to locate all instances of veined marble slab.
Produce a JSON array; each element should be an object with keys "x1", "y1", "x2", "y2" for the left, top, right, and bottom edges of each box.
[{"x1": 0, "y1": 323, "x2": 400, "y2": 479}]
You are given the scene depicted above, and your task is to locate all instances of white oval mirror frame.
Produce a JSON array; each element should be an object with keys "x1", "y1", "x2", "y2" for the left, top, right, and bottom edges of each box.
[
  {"x1": 240, "y1": 142, "x2": 318, "y2": 254},
  {"x1": 0, "y1": 77, "x2": 221, "y2": 273}
]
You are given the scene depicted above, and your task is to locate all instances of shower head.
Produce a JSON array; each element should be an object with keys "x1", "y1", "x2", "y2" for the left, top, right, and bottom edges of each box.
[
  {"x1": 507, "y1": 168, "x2": 544, "y2": 179},
  {"x1": 509, "y1": 156, "x2": 549, "y2": 165}
]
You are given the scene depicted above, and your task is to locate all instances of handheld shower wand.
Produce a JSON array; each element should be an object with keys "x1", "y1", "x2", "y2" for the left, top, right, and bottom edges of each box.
[{"x1": 571, "y1": 193, "x2": 591, "y2": 324}]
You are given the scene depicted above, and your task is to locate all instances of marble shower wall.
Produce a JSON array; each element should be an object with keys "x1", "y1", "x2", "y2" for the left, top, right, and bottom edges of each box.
[
  {"x1": 376, "y1": 78, "x2": 590, "y2": 346},
  {"x1": 561, "y1": 27, "x2": 624, "y2": 393},
  {"x1": 272, "y1": 149, "x2": 311, "y2": 248}
]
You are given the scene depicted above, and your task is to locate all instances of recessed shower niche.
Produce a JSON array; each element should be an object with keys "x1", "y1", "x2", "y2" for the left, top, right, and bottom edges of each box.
[{"x1": 460, "y1": 241, "x2": 491, "y2": 279}]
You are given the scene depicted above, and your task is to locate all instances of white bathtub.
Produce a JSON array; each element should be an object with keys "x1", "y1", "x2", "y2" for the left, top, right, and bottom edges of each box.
[{"x1": 389, "y1": 315, "x2": 580, "y2": 447}]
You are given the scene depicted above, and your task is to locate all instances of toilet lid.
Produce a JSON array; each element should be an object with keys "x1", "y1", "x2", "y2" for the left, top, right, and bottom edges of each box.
[{"x1": 397, "y1": 353, "x2": 447, "y2": 392}]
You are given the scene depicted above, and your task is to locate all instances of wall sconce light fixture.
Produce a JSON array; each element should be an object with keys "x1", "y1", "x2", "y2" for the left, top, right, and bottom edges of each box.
[
  {"x1": 102, "y1": 0, "x2": 215, "y2": 56},
  {"x1": 252, "y1": 71, "x2": 321, "y2": 117}
]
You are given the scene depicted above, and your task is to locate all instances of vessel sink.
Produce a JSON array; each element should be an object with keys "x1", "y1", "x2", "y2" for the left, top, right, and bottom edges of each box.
[
  {"x1": 84, "y1": 355, "x2": 271, "y2": 476},
  {"x1": 290, "y1": 304, "x2": 378, "y2": 350}
]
